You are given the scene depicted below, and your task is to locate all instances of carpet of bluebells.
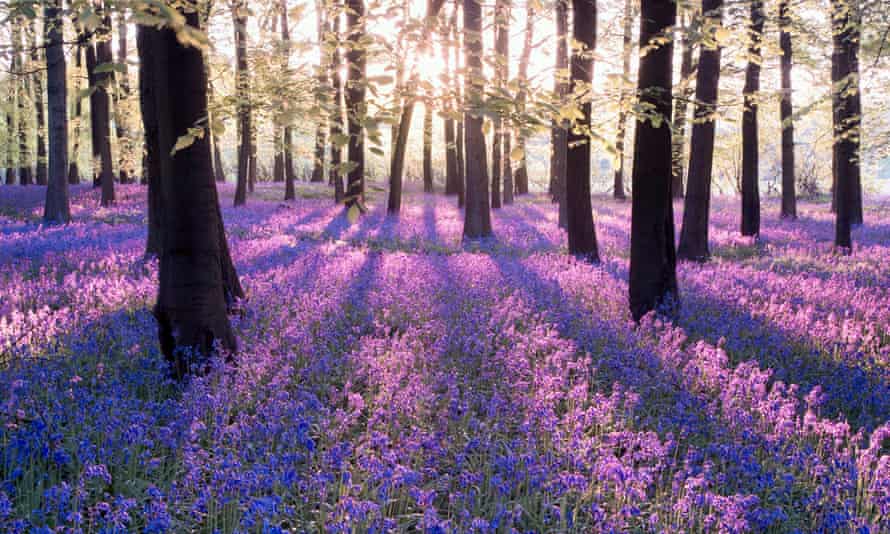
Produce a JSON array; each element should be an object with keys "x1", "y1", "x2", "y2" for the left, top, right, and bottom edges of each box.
[{"x1": 1, "y1": 183, "x2": 889, "y2": 533}]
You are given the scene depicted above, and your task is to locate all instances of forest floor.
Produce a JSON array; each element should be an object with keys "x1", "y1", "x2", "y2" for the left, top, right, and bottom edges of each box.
[{"x1": 1, "y1": 183, "x2": 889, "y2": 532}]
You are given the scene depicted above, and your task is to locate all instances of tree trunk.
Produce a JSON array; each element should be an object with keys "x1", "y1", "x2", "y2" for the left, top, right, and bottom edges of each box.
[
  {"x1": 613, "y1": 0, "x2": 633, "y2": 201},
  {"x1": 779, "y1": 0, "x2": 796, "y2": 219},
  {"x1": 456, "y1": 118, "x2": 466, "y2": 208},
  {"x1": 513, "y1": 3, "x2": 533, "y2": 196},
  {"x1": 329, "y1": 1, "x2": 345, "y2": 203},
  {"x1": 138, "y1": 25, "x2": 163, "y2": 257},
  {"x1": 115, "y1": 11, "x2": 132, "y2": 184},
  {"x1": 31, "y1": 21, "x2": 48, "y2": 186},
  {"x1": 387, "y1": 102, "x2": 413, "y2": 213},
  {"x1": 312, "y1": 0, "x2": 329, "y2": 184},
  {"x1": 345, "y1": 0, "x2": 367, "y2": 211},
  {"x1": 549, "y1": 0, "x2": 568, "y2": 226},
  {"x1": 14, "y1": 22, "x2": 32, "y2": 186},
  {"x1": 443, "y1": 3, "x2": 460, "y2": 197},
  {"x1": 832, "y1": 0, "x2": 861, "y2": 249},
  {"x1": 281, "y1": 0, "x2": 299, "y2": 199},
  {"x1": 462, "y1": 0, "x2": 492, "y2": 238},
  {"x1": 565, "y1": 0, "x2": 600, "y2": 262},
  {"x1": 140, "y1": 14, "x2": 238, "y2": 378},
  {"x1": 96, "y1": 11, "x2": 115, "y2": 205},
  {"x1": 43, "y1": 0, "x2": 69, "y2": 223},
  {"x1": 671, "y1": 9, "x2": 694, "y2": 199},
  {"x1": 677, "y1": 0, "x2": 723, "y2": 262},
  {"x1": 233, "y1": 2, "x2": 250, "y2": 206},
  {"x1": 68, "y1": 44, "x2": 83, "y2": 185},
  {"x1": 490, "y1": 0, "x2": 509, "y2": 208},
  {"x1": 629, "y1": 0, "x2": 678, "y2": 322},
  {"x1": 423, "y1": 102, "x2": 434, "y2": 193},
  {"x1": 740, "y1": 0, "x2": 764, "y2": 238}
]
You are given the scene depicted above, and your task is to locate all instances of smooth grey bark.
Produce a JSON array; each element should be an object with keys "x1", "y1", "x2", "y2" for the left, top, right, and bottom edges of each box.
[{"x1": 43, "y1": 0, "x2": 69, "y2": 223}]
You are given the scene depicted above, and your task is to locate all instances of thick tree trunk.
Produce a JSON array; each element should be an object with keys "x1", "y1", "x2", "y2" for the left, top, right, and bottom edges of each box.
[
  {"x1": 513, "y1": 3, "x2": 533, "y2": 197},
  {"x1": 832, "y1": 0, "x2": 861, "y2": 249},
  {"x1": 629, "y1": 0, "x2": 678, "y2": 322},
  {"x1": 462, "y1": 0, "x2": 491, "y2": 238},
  {"x1": 43, "y1": 0, "x2": 69, "y2": 223},
  {"x1": 233, "y1": 2, "x2": 250, "y2": 206},
  {"x1": 68, "y1": 44, "x2": 83, "y2": 185},
  {"x1": 779, "y1": 0, "x2": 796, "y2": 219},
  {"x1": 671, "y1": 9, "x2": 694, "y2": 199},
  {"x1": 423, "y1": 102, "x2": 434, "y2": 193},
  {"x1": 677, "y1": 0, "x2": 723, "y2": 262},
  {"x1": 565, "y1": 0, "x2": 600, "y2": 262},
  {"x1": 345, "y1": 0, "x2": 367, "y2": 211},
  {"x1": 31, "y1": 22, "x2": 48, "y2": 186},
  {"x1": 140, "y1": 13, "x2": 239, "y2": 378},
  {"x1": 740, "y1": 0, "x2": 764, "y2": 237},
  {"x1": 613, "y1": 0, "x2": 633, "y2": 201}
]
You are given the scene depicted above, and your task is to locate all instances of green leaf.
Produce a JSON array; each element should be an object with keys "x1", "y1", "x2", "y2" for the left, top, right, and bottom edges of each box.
[{"x1": 347, "y1": 203, "x2": 361, "y2": 224}]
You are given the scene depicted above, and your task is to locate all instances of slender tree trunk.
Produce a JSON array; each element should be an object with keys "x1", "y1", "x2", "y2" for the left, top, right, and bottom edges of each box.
[
  {"x1": 43, "y1": 0, "x2": 69, "y2": 223},
  {"x1": 832, "y1": 0, "x2": 861, "y2": 249},
  {"x1": 388, "y1": 102, "x2": 412, "y2": 213},
  {"x1": 740, "y1": 0, "x2": 764, "y2": 237},
  {"x1": 490, "y1": 0, "x2": 509, "y2": 208},
  {"x1": 549, "y1": 0, "x2": 568, "y2": 226},
  {"x1": 443, "y1": 3, "x2": 460, "y2": 196},
  {"x1": 345, "y1": 0, "x2": 367, "y2": 211},
  {"x1": 779, "y1": 0, "x2": 796, "y2": 219},
  {"x1": 613, "y1": 0, "x2": 633, "y2": 201},
  {"x1": 31, "y1": 21, "x2": 48, "y2": 186},
  {"x1": 423, "y1": 101, "x2": 434, "y2": 193},
  {"x1": 97, "y1": 10, "x2": 115, "y2": 205},
  {"x1": 139, "y1": 13, "x2": 238, "y2": 378},
  {"x1": 671, "y1": 9, "x2": 694, "y2": 199},
  {"x1": 513, "y1": 3, "x2": 533, "y2": 196},
  {"x1": 629, "y1": 0, "x2": 678, "y2": 321},
  {"x1": 207, "y1": 74, "x2": 226, "y2": 183},
  {"x1": 455, "y1": 4, "x2": 466, "y2": 208},
  {"x1": 14, "y1": 22, "x2": 33, "y2": 186},
  {"x1": 565, "y1": 0, "x2": 600, "y2": 262},
  {"x1": 281, "y1": 0, "x2": 299, "y2": 199},
  {"x1": 115, "y1": 11, "x2": 131, "y2": 184},
  {"x1": 312, "y1": 0, "x2": 329, "y2": 184},
  {"x1": 677, "y1": 0, "x2": 723, "y2": 261},
  {"x1": 68, "y1": 44, "x2": 83, "y2": 185},
  {"x1": 233, "y1": 2, "x2": 250, "y2": 206},
  {"x1": 329, "y1": 1, "x2": 345, "y2": 203}
]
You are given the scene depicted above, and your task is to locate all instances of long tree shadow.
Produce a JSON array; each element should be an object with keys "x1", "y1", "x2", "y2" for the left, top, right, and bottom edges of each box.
[{"x1": 676, "y1": 275, "x2": 890, "y2": 431}]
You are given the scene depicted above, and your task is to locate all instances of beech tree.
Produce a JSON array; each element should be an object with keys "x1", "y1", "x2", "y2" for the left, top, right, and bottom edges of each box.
[
  {"x1": 329, "y1": 0, "x2": 345, "y2": 203},
  {"x1": 233, "y1": 0, "x2": 250, "y2": 207},
  {"x1": 612, "y1": 0, "x2": 633, "y2": 201},
  {"x1": 13, "y1": 21, "x2": 31, "y2": 186},
  {"x1": 442, "y1": 1, "x2": 461, "y2": 198},
  {"x1": 740, "y1": 0, "x2": 764, "y2": 238},
  {"x1": 677, "y1": 0, "x2": 723, "y2": 262},
  {"x1": 311, "y1": 0, "x2": 328, "y2": 184},
  {"x1": 68, "y1": 43, "x2": 83, "y2": 185},
  {"x1": 779, "y1": 0, "x2": 796, "y2": 219},
  {"x1": 565, "y1": 0, "x2": 599, "y2": 262},
  {"x1": 551, "y1": 0, "x2": 568, "y2": 225},
  {"x1": 345, "y1": 0, "x2": 367, "y2": 212},
  {"x1": 139, "y1": 8, "x2": 240, "y2": 377},
  {"x1": 43, "y1": 0, "x2": 68, "y2": 224},
  {"x1": 462, "y1": 0, "x2": 491, "y2": 237},
  {"x1": 512, "y1": 1, "x2": 532, "y2": 197},
  {"x1": 30, "y1": 21, "x2": 47, "y2": 186},
  {"x1": 87, "y1": 6, "x2": 115, "y2": 206},
  {"x1": 833, "y1": 0, "x2": 862, "y2": 249},
  {"x1": 671, "y1": 8, "x2": 695, "y2": 199},
  {"x1": 490, "y1": 0, "x2": 510, "y2": 208},
  {"x1": 629, "y1": 0, "x2": 678, "y2": 321}
]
